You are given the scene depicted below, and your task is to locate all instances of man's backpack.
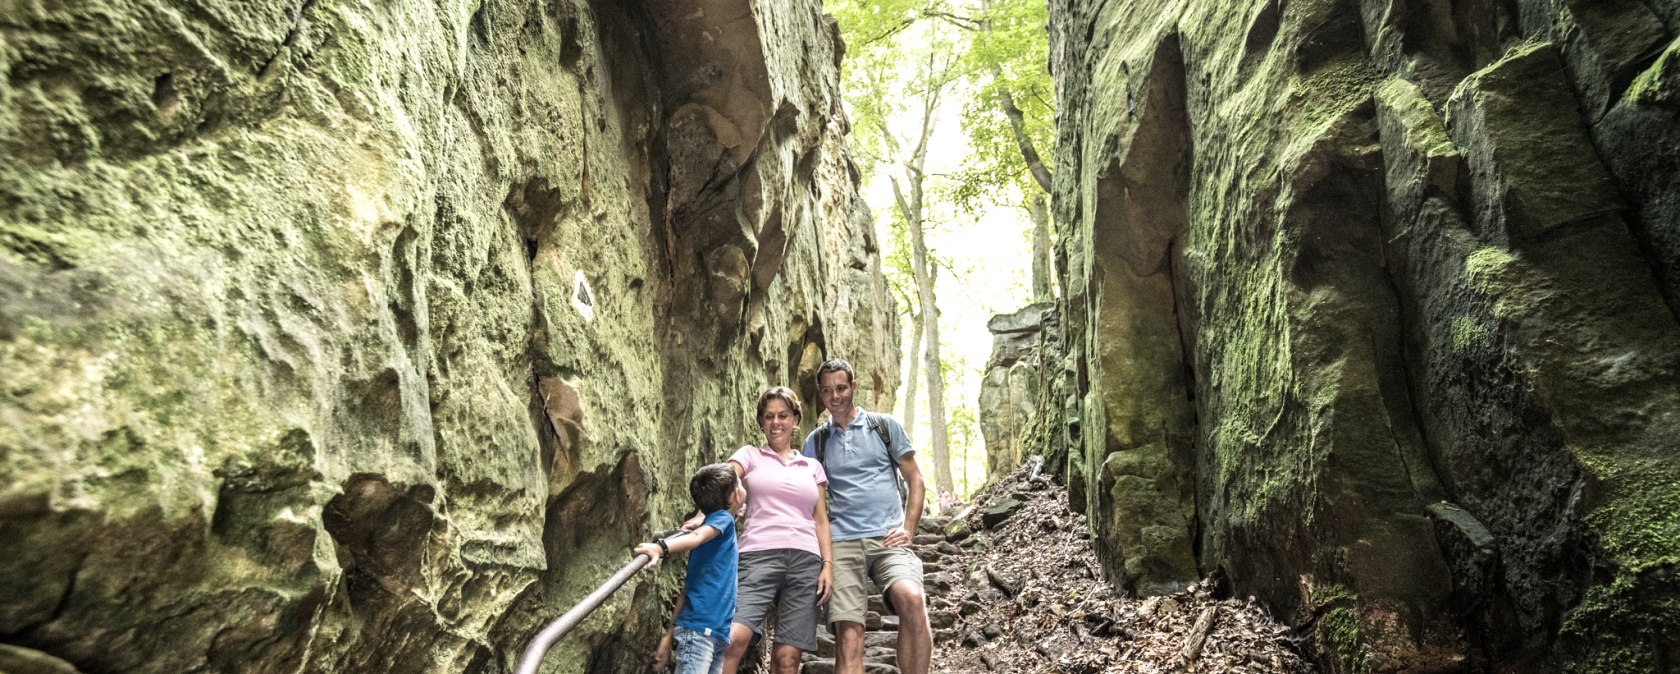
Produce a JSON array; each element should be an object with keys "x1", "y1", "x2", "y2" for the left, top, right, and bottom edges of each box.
[{"x1": 812, "y1": 411, "x2": 908, "y2": 506}]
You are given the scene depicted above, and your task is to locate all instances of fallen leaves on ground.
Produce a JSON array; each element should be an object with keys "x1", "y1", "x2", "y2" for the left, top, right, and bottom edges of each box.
[{"x1": 926, "y1": 464, "x2": 1316, "y2": 674}]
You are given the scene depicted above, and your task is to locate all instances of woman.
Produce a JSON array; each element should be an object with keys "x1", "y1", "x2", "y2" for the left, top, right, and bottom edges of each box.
[{"x1": 722, "y1": 387, "x2": 834, "y2": 674}]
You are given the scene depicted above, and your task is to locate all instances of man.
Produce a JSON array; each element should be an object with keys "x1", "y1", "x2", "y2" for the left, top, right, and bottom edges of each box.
[{"x1": 801, "y1": 359, "x2": 931, "y2": 674}]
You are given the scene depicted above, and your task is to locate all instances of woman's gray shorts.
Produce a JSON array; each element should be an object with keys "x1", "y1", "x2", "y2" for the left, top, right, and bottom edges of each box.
[{"x1": 732, "y1": 549, "x2": 825, "y2": 652}]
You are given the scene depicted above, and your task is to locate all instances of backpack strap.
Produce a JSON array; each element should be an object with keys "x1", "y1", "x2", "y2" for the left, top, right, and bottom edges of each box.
[
  {"x1": 860, "y1": 412, "x2": 909, "y2": 507},
  {"x1": 814, "y1": 422, "x2": 832, "y2": 465}
]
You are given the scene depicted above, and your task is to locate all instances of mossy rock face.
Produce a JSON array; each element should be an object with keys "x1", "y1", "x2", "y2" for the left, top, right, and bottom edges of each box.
[
  {"x1": 1049, "y1": 0, "x2": 1680, "y2": 671},
  {"x1": 0, "y1": 1, "x2": 898, "y2": 673}
]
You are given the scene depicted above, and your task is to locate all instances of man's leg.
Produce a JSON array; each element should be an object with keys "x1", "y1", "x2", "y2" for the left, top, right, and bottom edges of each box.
[
  {"x1": 833, "y1": 620, "x2": 866, "y2": 674},
  {"x1": 827, "y1": 540, "x2": 871, "y2": 674},
  {"x1": 884, "y1": 581, "x2": 931, "y2": 674}
]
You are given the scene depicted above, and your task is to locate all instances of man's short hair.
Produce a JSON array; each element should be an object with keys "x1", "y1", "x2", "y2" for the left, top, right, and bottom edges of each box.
[
  {"x1": 816, "y1": 359, "x2": 854, "y2": 383},
  {"x1": 689, "y1": 463, "x2": 738, "y2": 514},
  {"x1": 757, "y1": 386, "x2": 803, "y2": 421}
]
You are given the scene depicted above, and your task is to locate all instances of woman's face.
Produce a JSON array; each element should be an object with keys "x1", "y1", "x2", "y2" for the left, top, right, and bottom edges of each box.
[{"x1": 760, "y1": 398, "x2": 799, "y2": 447}]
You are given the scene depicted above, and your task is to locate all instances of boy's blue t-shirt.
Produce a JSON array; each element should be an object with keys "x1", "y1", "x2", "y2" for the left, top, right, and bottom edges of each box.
[{"x1": 674, "y1": 508, "x2": 737, "y2": 641}]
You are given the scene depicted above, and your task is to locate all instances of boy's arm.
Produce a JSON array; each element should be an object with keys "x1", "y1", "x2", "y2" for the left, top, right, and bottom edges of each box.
[
  {"x1": 652, "y1": 592, "x2": 686, "y2": 672},
  {"x1": 635, "y1": 523, "x2": 723, "y2": 565}
]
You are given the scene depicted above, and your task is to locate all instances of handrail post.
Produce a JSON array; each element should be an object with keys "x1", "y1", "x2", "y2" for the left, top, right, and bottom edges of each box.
[{"x1": 515, "y1": 553, "x2": 655, "y2": 674}]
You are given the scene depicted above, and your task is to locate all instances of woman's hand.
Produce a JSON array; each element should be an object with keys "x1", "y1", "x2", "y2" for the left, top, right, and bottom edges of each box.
[{"x1": 817, "y1": 562, "x2": 834, "y2": 605}]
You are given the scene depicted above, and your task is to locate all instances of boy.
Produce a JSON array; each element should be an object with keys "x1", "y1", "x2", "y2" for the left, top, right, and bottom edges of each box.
[{"x1": 635, "y1": 463, "x2": 746, "y2": 674}]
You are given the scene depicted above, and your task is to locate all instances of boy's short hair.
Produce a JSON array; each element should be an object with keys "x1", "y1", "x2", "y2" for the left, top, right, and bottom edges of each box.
[
  {"x1": 690, "y1": 463, "x2": 738, "y2": 514},
  {"x1": 756, "y1": 386, "x2": 803, "y2": 421},
  {"x1": 816, "y1": 359, "x2": 854, "y2": 383}
]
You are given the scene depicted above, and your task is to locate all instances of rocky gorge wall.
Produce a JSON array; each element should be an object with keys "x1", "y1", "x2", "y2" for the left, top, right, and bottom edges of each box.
[
  {"x1": 0, "y1": 1, "x2": 898, "y2": 673},
  {"x1": 1045, "y1": 0, "x2": 1679, "y2": 671}
]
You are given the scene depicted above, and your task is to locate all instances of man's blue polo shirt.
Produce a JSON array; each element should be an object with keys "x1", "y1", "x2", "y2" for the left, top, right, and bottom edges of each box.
[{"x1": 801, "y1": 407, "x2": 914, "y2": 541}]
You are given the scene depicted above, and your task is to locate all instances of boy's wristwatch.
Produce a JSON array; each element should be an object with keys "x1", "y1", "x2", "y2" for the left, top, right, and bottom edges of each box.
[{"x1": 655, "y1": 538, "x2": 670, "y2": 557}]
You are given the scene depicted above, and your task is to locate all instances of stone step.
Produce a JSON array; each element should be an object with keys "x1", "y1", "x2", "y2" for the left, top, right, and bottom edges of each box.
[{"x1": 801, "y1": 658, "x2": 901, "y2": 674}]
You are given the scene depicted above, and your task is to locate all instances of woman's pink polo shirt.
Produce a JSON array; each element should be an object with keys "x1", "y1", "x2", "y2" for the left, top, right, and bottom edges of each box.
[{"x1": 728, "y1": 444, "x2": 827, "y2": 556}]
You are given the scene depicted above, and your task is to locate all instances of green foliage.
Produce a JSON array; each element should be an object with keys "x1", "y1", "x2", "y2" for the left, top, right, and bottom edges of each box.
[
  {"x1": 947, "y1": 402, "x2": 982, "y2": 493},
  {"x1": 827, "y1": 0, "x2": 1052, "y2": 207},
  {"x1": 951, "y1": 0, "x2": 1055, "y2": 210}
]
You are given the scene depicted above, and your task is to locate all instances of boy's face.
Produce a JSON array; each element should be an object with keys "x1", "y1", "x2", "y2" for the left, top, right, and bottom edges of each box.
[{"x1": 728, "y1": 480, "x2": 747, "y2": 516}]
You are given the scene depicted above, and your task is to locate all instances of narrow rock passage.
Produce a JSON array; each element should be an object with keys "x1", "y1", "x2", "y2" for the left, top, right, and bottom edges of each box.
[{"x1": 787, "y1": 463, "x2": 1315, "y2": 673}]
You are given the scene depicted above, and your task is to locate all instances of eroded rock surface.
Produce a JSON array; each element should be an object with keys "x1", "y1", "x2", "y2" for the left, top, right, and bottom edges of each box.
[
  {"x1": 0, "y1": 1, "x2": 896, "y2": 673},
  {"x1": 1047, "y1": 0, "x2": 1679, "y2": 671}
]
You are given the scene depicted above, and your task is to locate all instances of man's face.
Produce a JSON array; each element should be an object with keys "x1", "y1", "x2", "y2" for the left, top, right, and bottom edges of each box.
[{"x1": 817, "y1": 370, "x2": 855, "y2": 416}]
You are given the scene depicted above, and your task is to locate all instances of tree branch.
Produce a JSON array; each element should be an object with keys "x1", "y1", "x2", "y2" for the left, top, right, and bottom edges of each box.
[{"x1": 995, "y1": 76, "x2": 1053, "y2": 192}]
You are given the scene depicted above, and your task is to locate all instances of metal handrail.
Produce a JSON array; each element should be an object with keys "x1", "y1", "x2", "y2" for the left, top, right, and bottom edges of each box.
[
  {"x1": 517, "y1": 525, "x2": 693, "y2": 674},
  {"x1": 516, "y1": 552, "x2": 654, "y2": 674}
]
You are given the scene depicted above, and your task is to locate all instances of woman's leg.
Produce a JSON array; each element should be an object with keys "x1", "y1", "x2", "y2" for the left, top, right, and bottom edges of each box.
[
  {"x1": 770, "y1": 551, "x2": 825, "y2": 674},
  {"x1": 771, "y1": 642, "x2": 804, "y2": 674},
  {"x1": 720, "y1": 622, "x2": 755, "y2": 674}
]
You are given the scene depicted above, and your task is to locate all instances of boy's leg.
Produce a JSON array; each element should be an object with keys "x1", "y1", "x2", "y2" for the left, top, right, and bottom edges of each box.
[
  {"x1": 672, "y1": 626, "x2": 722, "y2": 674},
  {"x1": 705, "y1": 632, "x2": 729, "y2": 674}
]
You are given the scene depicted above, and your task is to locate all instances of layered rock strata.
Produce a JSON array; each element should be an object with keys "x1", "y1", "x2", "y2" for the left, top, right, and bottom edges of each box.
[
  {"x1": 977, "y1": 303, "x2": 1054, "y2": 480},
  {"x1": 1047, "y1": 0, "x2": 1679, "y2": 671},
  {"x1": 0, "y1": 1, "x2": 897, "y2": 673}
]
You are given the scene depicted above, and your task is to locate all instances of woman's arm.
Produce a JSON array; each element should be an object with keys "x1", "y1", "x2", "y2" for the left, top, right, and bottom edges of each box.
[{"x1": 814, "y1": 484, "x2": 834, "y2": 604}]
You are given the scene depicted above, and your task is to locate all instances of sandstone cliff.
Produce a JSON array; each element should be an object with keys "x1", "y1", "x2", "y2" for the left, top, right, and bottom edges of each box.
[
  {"x1": 1046, "y1": 0, "x2": 1679, "y2": 671},
  {"x1": 0, "y1": 1, "x2": 897, "y2": 673}
]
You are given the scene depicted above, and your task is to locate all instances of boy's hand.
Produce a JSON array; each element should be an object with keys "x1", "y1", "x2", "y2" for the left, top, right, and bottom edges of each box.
[
  {"x1": 652, "y1": 630, "x2": 673, "y2": 672},
  {"x1": 633, "y1": 542, "x2": 663, "y2": 567}
]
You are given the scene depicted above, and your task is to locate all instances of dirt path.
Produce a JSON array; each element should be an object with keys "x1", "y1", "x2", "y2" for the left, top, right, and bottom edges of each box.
[{"x1": 797, "y1": 463, "x2": 1317, "y2": 673}]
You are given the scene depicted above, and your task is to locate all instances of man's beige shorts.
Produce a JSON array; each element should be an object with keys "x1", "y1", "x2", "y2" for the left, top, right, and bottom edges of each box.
[{"x1": 826, "y1": 537, "x2": 924, "y2": 626}]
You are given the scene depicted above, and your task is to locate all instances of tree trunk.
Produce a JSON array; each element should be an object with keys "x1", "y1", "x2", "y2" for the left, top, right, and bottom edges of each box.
[
  {"x1": 911, "y1": 220, "x2": 956, "y2": 498},
  {"x1": 1028, "y1": 194, "x2": 1052, "y2": 301},
  {"x1": 888, "y1": 67, "x2": 957, "y2": 500},
  {"x1": 902, "y1": 305, "x2": 922, "y2": 439}
]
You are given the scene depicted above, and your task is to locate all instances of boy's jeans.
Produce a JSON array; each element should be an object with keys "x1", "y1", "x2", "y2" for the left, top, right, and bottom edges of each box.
[{"x1": 672, "y1": 625, "x2": 727, "y2": 674}]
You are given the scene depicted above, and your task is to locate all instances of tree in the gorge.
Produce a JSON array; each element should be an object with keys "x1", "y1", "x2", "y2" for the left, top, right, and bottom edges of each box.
[
  {"x1": 831, "y1": 0, "x2": 963, "y2": 501},
  {"x1": 949, "y1": 0, "x2": 1056, "y2": 301}
]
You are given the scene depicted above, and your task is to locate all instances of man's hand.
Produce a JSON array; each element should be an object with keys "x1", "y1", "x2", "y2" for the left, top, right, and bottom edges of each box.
[
  {"x1": 882, "y1": 525, "x2": 912, "y2": 548},
  {"x1": 680, "y1": 511, "x2": 704, "y2": 531}
]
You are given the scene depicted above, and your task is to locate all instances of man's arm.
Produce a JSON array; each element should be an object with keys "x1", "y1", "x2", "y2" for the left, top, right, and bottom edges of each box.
[{"x1": 885, "y1": 453, "x2": 925, "y2": 548}]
